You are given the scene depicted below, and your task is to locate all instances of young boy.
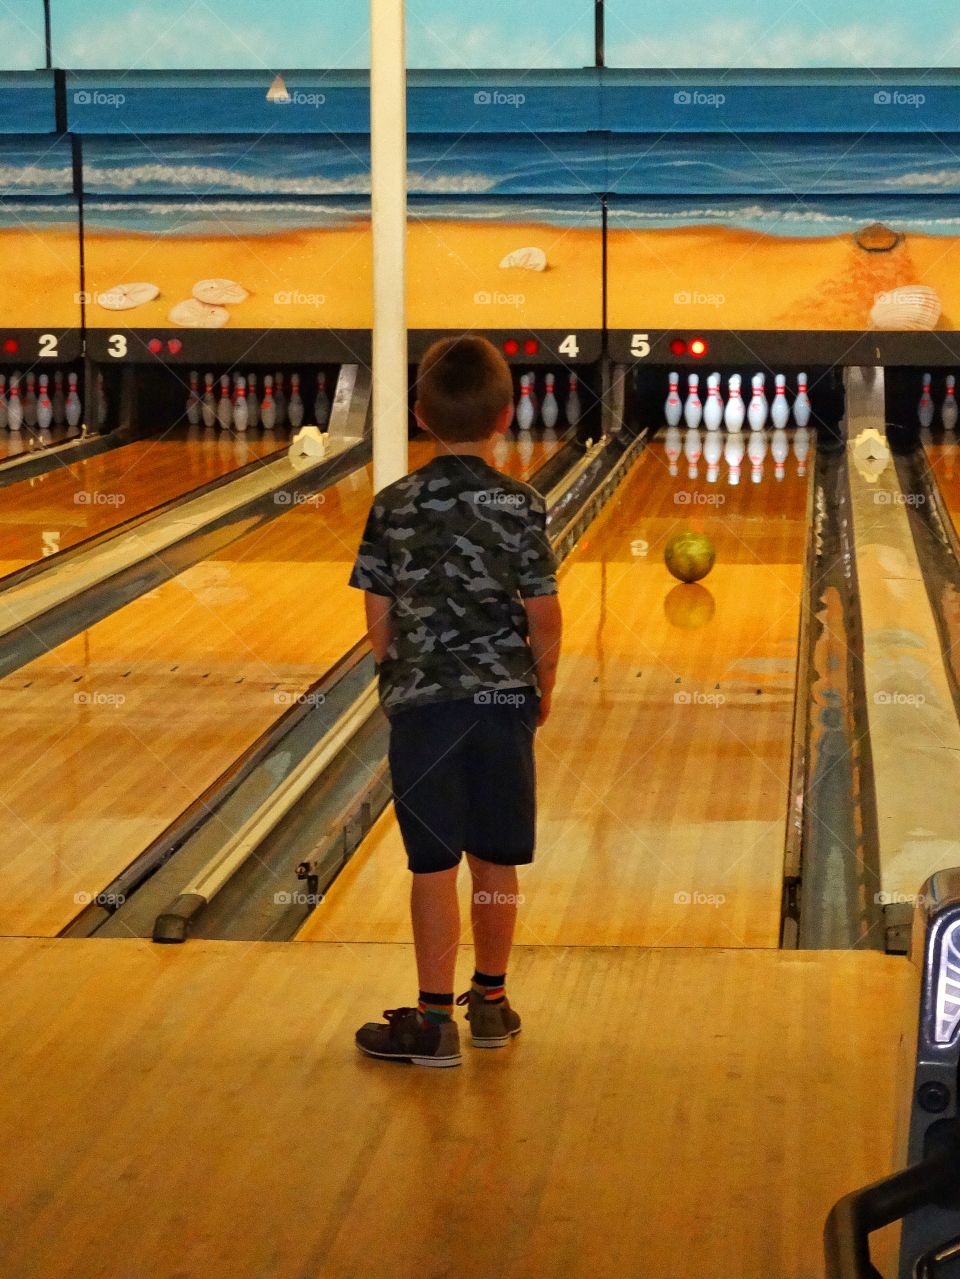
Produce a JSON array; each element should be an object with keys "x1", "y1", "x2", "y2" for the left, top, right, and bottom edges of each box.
[{"x1": 349, "y1": 336, "x2": 562, "y2": 1068}]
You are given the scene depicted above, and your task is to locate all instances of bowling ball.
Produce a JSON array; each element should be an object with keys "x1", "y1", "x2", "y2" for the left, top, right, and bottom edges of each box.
[
  {"x1": 664, "y1": 583, "x2": 715, "y2": 629},
  {"x1": 664, "y1": 530, "x2": 716, "y2": 584}
]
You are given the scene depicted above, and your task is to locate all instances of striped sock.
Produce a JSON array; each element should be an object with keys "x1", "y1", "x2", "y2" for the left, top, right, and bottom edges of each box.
[
  {"x1": 472, "y1": 970, "x2": 506, "y2": 1005},
  {"x1": 417, "y1": 991, "x2": 454, "y2": 1025}
]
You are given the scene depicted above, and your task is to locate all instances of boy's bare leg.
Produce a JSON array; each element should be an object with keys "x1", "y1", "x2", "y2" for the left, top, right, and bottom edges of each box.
[
  {"x1": 410, "y1": 867, "x2": 460, "y2": 993},
  {"x1": 467, "y1": 855, "x2": 519, "y2": 974}
]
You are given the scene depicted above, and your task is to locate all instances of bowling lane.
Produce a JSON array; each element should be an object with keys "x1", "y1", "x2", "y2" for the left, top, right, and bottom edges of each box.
[
  {"x1": 0, "y1": 425, "x2": 291, "y2": 579},
  {"x1": 925, "y1": 437, "x2": 960, "y2": 527},
  {"x1": 299, "y1": 435, "x2": 811, "y2": 949},
  {"x1": 0, "y1": 432, "x2": 565, "y2": 937},
  {"x1": 0, "y1": 423, "x2": 80, "y2": 461}
]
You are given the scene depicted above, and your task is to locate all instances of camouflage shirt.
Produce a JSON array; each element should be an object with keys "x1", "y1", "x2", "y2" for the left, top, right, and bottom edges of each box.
[{"x1": 349, "y1": 454, "x2": 558, "y2": 716}]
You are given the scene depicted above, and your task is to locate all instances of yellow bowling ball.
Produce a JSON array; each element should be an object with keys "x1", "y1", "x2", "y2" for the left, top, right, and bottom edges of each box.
[
  {"x1": 664, "y1": 583, "x2": 716, "y2": 629},
  {"x1": 664, "y1": 530, "x2": 716, "y2": 584}
]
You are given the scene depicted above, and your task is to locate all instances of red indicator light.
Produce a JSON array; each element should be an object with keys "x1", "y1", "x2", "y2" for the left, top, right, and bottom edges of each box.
[
  {"x1": 167, "y1": 338, "x2": 183, "y2": 354},
  {"x1": 689, "y1": 338, "x2": 708, "y2": 357},
  {"x1": 148, "y1": 338, "x2": 163, "y2": 354},
  {"x1": 523, "y1": 339, "x2": 539, "y2": 356},
  {"x1": 3, "y1": 338, "x2": 19, "y2": 354},
  {"x1": 669, "y1": 338, "x2": 687, "y2": 356},
  {"x1": 503, "y1": 339, "x2": 520, "y2": 356}
]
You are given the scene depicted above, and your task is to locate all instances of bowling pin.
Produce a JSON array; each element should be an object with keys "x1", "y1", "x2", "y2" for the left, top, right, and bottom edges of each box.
[
  {"x1": 288, "y1": 373, "x2": 304, "y2": 429},
  {"x1": 202, "y1": 373, "x2": 216, "y2": 427},
  {"x1": 246, "y1": 373, "x2": 260, "y2": 428},
  {"x1": 526, "y1": 372, "x2": 539, "y2": 420},
  {"x1": 724, "y1": 374, "x2": 745, "y2": 432},
  {"x1": 315, "y1": 372, "x2": 331, "y2": 429},
  {"x1": 98, "y1": 373, "x2": 107, "y2": 427},
  {"x1": 65, "y1": 372, "x2": 81, "y2": 428},
  {"x1": 771, "y1": 428, "x2": 789, "y2": 481},
  {"x1": 703, "y1": 430, "x2": 723, "y2": 483},
  {"x1": 683, "y1": 427, "x2": 702, "y2": 479},
  {"x1": 541, "y1": 373, "x2": 559, "y2": 430},
  {"x1": 943, "y1": 376, "x2": 958, "y2": 432},
  {"x1": 37, "y1": 374, "x2": 53, "y2": 431},
  {"x1": 664, "y1": 371, "x2": 682, "y2": 427},
  {"x1": 748, "y1": 374, "x2": 768, "y2": 431},
  {"x1": 186, "y1": 371, "x2": 201, "y2": 425},
  {"x1": 516, "y1": 378, "x2": 535, "y2": 431},
  {"x1": 217, "y1": 375, "x2": 232, "y2": 429},
  {"x1": 919, "y1": 373, "x2": 934, "y2": 429},
  {"x1": 703, "y1": 372, "x2": 724, "y2": 431},
  {"x1": 771, "y1": 374, "x2": 790, "y2": 430},
  {"x1": 233, "y1": 376, "x2": 248, "y2": 432},
  {"x1": 566, "y1": 373, "x2": 582, "y2": 427},
  {"x1": 664, "y1": 426, "x2": 682, "y2": 477},
  {"x1": 261, "y1": 375, "x2": 277, "y2": 430},
  {"x1": 23, "y1": 373, "x2": 37, "y2": 428},
  {"x1": 274, "y1": 372, "x2": 287, "y2": 427},
  {"x1": 748, "y1": 430, "x2": 767, "y2": 483},
  {"x1": 7, "y1": 375, "x2": 22, "y2": 430},
  {"x1": 0, "y1": 375, "x2": 6, "y2": 431},
  {"x1": 794, "y1": 372, "x2": 811, "y2": 428},
  {"x1": 52, "y1": 370, "x2": 65, "y2": 426},
  {"x1": 683, "y1": 374, "x2": 702, "y2": 430},
  {"x1": 794, "y1": 426, "x2": 811, "y2": 477},
  {"x1": 724, "y1": 431, "x2": 744, "y2": 485}
]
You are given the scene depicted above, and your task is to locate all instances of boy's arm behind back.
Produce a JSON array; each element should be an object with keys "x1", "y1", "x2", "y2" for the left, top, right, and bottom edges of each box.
[{"x1": 524, "y1": 593, "x2": 562, "y2": 725}]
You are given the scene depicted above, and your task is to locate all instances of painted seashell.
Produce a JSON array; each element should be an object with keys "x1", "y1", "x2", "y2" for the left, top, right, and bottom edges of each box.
[
  {"x1": 869, "y1": 285, "x2": 941, "y2": 331},
  {"x1": 855, "y1": 222, "x2": 903, "y2": 253},
  {"x1": 499, "y1": 247, "x2": 547, "y2": 272},
  {"x1": 169, "y1": 298, "x2": 230, "y2": 328},
  {"x1": 96, "y1": 282, "x2": 160, "y2": 310},
  {"x1": 192, "y1": 278, "x2": 249, "y2": 305}
]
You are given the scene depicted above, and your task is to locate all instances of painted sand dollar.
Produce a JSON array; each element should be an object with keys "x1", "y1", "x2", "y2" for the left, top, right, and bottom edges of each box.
[
  {"x1": 96, "y1": 282, "x2": 160, "y2": 311},
  {"x1": 192, "y1": 278, "x2": 249, "y2": 305},
  {"x1": 169, "y1": 298, "x2": 230, "y2": 328}
]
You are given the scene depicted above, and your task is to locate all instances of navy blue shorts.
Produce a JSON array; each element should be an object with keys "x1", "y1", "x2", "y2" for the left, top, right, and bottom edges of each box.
[{"x1": 387, "y1": 691, "x2": 539, "y2": 875}]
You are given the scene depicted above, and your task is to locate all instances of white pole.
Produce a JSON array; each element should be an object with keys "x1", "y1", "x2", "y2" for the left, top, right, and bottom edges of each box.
[{"x1": 370, "y1": 0, "x2": 408, "y2": 492}]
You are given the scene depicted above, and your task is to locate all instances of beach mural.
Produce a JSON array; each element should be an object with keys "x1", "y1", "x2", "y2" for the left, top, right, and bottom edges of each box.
[
  {"x1": 81, "y1": 137, "x2": 602, "y2": 335},
  {"x1": 0, "y1": 142, "x2": 81, "y2": 332}
]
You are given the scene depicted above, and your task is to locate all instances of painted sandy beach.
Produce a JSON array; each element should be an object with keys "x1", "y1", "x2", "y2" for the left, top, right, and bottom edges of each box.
[
  {"x1": 607, "y1": 224, "x2": 960, "y2": 331},
  {"x1": 0, "y1": 229, "x2": 81, "y2": 328}
]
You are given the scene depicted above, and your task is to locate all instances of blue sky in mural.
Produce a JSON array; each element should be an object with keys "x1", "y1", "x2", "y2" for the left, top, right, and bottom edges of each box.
[
  {"x1": 29, "y1": 1, "x2": 960, "y2": 70},
  {"x1": 48, "y1": 0, "x2": 593, "y2": 69},
  {"x1": 607, "y1": 0, "x2": 960, "y2": 67},
  {"x1": 0, "y1": 3, "x2": 46, "y2": 69}
]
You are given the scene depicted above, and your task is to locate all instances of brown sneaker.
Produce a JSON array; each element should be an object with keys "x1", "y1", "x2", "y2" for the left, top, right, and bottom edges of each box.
[
  {"x1": 355, "y1": 1007, "x2": 461, "y2": 1068},
  {"x1": 456, "y1": 990, "x2": 522, "y2": 1048}
]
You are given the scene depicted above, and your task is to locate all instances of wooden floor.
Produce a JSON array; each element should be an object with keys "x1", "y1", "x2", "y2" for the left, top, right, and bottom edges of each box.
[
  {"x1": 0, "y1": 433, "x2": 565, "y2": 938},
  {"x1": 301, "y1": 440, "x2": 810, "y2": 949},
  {"x1": 0, "y1": 422, "x2": 78, "y2": 461},
  {"x1": 0, "y1": 425, "x2": 289, "y2": 577},
  {"x1": 0, "y1": 936, "x2": 908, "y2": 1279}
]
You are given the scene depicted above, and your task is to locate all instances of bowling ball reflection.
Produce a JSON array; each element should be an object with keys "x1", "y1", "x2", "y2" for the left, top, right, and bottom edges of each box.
[
  {"x1": 664, "y1": 583, "x2": 715, "y2": 629},
  {"x1": 664, "y1": 530, "x2": 716, "y2": 583}
]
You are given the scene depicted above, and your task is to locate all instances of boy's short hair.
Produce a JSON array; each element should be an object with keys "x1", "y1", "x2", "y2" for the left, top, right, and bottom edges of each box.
[{"x1": 415, "y1": 336, "x2": 514, "y2": 443}]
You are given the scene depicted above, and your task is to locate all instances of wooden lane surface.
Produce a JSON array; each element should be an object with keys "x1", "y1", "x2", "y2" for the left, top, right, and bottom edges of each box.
[
  {"x1": 0, "y1": 936, "x2": 908, "y2": 1279},
  {"x1": 0, "y1": 423, "x2": 78, "y2": 462},
  {"x1": 0, "y1": 425, "x2": 290, "y2": 578},
  {"x1": 300, "y1": 439, "x2": 811, "y2": 949},
  {"x1": 0, "y1": 433, "x2": 565, "y2": 937}
]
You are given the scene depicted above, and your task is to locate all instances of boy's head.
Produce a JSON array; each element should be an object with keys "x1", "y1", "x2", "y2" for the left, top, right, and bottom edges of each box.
[{"x1": 415, "y1": 336, "x2": 514, "y2": 444}]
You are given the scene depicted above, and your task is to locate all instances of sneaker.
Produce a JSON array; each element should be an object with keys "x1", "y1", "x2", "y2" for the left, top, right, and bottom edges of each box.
[
  {"x1": 456, "y1": 990, "x2": 522, "y2": 1048},
  {"x1": 355, "y1": 1007, "x2": 462, "y2": 1068}
]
